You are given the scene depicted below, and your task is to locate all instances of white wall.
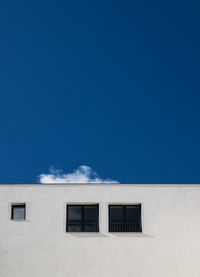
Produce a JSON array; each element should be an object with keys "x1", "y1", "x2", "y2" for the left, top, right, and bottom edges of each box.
[{"x1": 0, "y1": 184, "x2": 200, "y2": 277}]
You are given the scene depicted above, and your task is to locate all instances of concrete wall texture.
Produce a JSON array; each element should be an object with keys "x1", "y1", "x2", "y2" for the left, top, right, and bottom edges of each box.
[{"x1": 0, "y1": 184, "x2": 200, "y2": 277}]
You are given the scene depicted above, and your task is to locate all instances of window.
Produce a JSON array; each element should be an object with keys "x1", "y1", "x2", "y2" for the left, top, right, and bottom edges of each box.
[
  {"x1": 11, "y1": 204, "x2": 26, "y2": 220},
  {"x1": 67, "y1": 205, "x2": 99, "y2": 232},
  {"x1": 109, "y1": 205, "x2": 142, "y2": 232}
]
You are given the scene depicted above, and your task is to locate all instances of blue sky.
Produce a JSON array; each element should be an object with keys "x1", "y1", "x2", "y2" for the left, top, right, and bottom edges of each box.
[{"x1": 0, "y1": 0, "x2": 200, "y2": 183}]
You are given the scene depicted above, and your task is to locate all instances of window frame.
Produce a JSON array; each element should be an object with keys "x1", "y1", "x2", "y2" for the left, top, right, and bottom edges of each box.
[
  {"x1": 66, "y1": 204, "x2": 99, "y2": 232},
  {"x1": 11, "y1": 203, "x2": 26, "y2": 221},
  {"x1": 108, "y1": 204, "x2": 142, "y2": 233}
]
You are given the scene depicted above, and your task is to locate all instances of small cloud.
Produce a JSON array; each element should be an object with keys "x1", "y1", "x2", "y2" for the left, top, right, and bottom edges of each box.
[{"x1": 38, "y1": 165, "x2": 119, "y2": 184}]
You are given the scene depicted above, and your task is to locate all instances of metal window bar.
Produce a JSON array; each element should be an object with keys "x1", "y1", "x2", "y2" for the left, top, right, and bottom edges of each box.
[
  {"x1": 109, "y1": 220, "x2": 142, "y2": 232},
  {"x1": 67, "y1": 220, "x2": 99, "y2": 232}
]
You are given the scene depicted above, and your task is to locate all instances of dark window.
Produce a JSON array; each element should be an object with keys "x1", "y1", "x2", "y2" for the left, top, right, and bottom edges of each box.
[
  {"x1": 67, "y1": 205, "x2": 99, "y2": 232},
  {"x1": 11, "y1": 204, "x2": 26, "y2": 220},
  {"x1": 109, "y1": 205, "x2": 142, "y2": 232}
]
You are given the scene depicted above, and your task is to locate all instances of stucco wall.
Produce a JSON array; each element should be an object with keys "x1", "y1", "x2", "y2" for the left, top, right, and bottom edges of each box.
[{"x1": 0, "y1": 184, "x2": 200, "y2": 277}]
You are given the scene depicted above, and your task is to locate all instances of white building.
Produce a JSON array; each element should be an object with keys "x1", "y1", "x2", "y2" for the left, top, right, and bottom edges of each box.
[{"x1": 0, "y1": 184, "x2": 200, "y2": 277}]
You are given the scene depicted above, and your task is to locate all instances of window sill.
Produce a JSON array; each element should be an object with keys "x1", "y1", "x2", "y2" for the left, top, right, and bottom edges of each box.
[
  {"x1": 66, "y1": 232, "x2": 108, "y2": 237},
  {"x1": 66, "y1": 232, "x2": 99, "y2": 233},
  {"x1": 10, "y1": 219, "x2": 30, "y2": 222}
]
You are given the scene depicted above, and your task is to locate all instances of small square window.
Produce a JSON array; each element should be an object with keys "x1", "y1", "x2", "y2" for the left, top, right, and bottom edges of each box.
[
  {"x1": 11, "y1": 204, "x2": 26, "y2": 221},
  {"x1": 67, "y1": 204, "x2": 99, "y2": 232},
  {"x1": 109, "y1": 204, "x2": 142, "y2": 232}
]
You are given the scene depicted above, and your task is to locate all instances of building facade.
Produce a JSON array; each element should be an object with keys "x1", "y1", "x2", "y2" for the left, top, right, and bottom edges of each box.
[{"x1": 0, "y1": 184, "x2": 200, "y2": 277}]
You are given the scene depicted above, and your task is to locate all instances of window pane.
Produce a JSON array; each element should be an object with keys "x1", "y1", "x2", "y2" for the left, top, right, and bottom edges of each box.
[
  {"x1": 68, "y1": 206, "x2": 82, "y2": 220},
  {"x1": 12, "y1": 205, "x2": 25, "y2": 220},
  {"x1": 126, "y1": 205, "x2": 141, "y2": 221},
  {"x1": 84, "y1": 206, "x2": 98, "y2": 220},
  {"x1": 109, "y1": 221, "x2": 124, "y2": 232},
  {"x1": 84, "y1": 222, "x2": 98, "y2": 232},
  {"x1": 126, "y1": 205, "x2": 142, "y2": 232},
  {"x1": 68, "y1": 223, "x2": 82, "y2": 232},
  {"x1": 109, "y1": 206, "x2": 124, "y2": 220}
]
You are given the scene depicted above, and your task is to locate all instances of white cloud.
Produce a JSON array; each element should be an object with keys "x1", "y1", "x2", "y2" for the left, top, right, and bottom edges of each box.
[{"x1": 38, "y1": 165, "x2": 119, "y2": 184}]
